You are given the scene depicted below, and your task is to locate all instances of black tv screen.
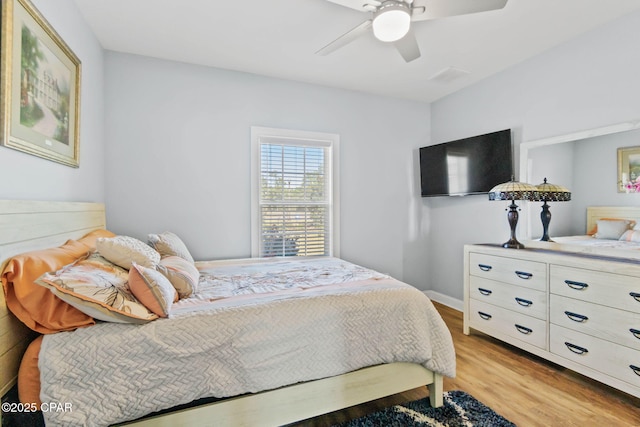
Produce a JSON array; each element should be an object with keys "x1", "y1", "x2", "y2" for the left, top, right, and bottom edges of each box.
[{"x1": 419, "y1": 129, "x2": 512, "y2": 197}]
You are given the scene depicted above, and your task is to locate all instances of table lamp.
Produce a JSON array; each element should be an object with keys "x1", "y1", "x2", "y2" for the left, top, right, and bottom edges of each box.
[
  {"x1": 532, "y1": 178, "x2": 571, "y2": 242},
  {"x1": 489, "y1": 179, "x2": 537, "y2": 249}
]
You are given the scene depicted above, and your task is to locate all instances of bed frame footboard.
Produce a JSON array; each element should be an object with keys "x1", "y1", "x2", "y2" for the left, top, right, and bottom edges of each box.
[{"x1": 118, "y1": 363, "x2": 443, "y2": 427}]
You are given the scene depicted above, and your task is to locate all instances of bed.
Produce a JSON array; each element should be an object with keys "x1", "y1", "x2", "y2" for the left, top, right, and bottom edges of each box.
[
  {"x1": 524, "y1": 206, "x2": 640, "y2": 260},
  {"x1": 0, "y1": 200, "x2": 455, "y2": 427}
]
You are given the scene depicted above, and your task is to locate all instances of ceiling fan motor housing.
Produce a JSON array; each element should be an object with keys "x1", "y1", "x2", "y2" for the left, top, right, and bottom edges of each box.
[{"x1": 372, "y1": 1, "x2": 412, "y2": 42}]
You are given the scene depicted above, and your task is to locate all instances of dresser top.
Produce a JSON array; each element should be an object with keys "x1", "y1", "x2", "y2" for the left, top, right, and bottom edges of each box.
[{"x1": 466, "y1": 243, "x2": 640, "y2": 270}]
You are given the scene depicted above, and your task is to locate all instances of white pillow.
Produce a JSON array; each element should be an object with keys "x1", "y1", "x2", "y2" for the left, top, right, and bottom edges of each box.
[
  {"x1": 594, "y1": 220, "x2": 632, "y2": 240},
  {"x1": 148, "y1": 231, "x2": 194, "y2": 263},
  {"x1": 96, "y1": 235, "x2": 161, "y2": 270}
]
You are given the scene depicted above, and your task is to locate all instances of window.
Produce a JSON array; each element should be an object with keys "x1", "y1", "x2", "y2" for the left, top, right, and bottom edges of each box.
[{"x1": 251, "y1": 127, "x2": 339, "y2": 258}]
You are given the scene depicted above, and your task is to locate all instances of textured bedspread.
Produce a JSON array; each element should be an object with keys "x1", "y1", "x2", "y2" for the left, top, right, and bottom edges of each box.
[
  {"x1": 552, "y1": 235, "x2": 640, "y2": 249},
  {"x1": 39, "y1": 257, "x2": 456, "y2": 426}
]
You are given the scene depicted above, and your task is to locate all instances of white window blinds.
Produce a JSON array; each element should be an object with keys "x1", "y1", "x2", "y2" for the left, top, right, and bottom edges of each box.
[{"x1": 251, "y1": 127, "x2": 339, "y2": 258}]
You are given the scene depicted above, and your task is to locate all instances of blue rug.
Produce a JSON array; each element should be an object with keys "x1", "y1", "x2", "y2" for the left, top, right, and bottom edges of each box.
[{"x1": 337, "y1": 390, "x2": 516, "y2": 427}]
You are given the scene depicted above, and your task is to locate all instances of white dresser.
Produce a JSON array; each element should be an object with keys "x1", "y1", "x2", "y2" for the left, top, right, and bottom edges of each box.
[{"x1": 464, "y1": 244, "x2": 640, "y2": 398}]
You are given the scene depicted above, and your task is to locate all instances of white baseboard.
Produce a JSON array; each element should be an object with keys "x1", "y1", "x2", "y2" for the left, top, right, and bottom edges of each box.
[{"x1": 424, "y1": 291, "x2": 463, "y2": 312}]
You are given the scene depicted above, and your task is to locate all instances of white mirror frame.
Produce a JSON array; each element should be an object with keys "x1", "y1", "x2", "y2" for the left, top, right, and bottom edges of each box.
[{"x1": 519, "y1": 119, "x2": 640, "y2": 239}]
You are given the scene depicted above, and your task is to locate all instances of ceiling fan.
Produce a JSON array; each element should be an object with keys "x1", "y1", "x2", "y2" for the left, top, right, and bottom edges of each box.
[{"x1": 317, "y1": 0, "x2": 509, "y2": 62}]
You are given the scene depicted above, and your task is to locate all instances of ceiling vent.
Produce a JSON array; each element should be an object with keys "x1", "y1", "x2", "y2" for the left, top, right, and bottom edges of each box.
[{"x1": 428, "y1": 66, "x2": 470, "y2": 83}]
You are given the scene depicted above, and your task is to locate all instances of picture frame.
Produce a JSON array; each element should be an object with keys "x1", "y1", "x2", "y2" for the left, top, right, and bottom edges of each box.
[
  {"x1": 1, "y1": 0, "x2": 81, "y2": 167},
  {"x1": 617, "y1": 146, "x2": 640, "y2": 193}
]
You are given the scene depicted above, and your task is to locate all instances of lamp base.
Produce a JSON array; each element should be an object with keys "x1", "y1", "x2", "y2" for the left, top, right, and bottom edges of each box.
[
  {"x1": 502, "y1": 200, "x2": 526, "y2": 249},
  {"x1": 502, "y1": 239, "x2": 525, "y2": 249},
  {"x1": 539, "y1": 201, "x2": 552, "y2": 242}
]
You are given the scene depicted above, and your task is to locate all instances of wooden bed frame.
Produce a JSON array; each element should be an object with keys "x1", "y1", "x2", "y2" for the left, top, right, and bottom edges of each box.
[
  {"x1": 0, "y1": 200, "x2": 443, "y2": 426},
  {"x1": 585, "y1": 206, "x2": 640, "y2": 233}
]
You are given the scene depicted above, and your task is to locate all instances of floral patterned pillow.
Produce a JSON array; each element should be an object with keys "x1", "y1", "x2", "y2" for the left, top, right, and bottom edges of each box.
[
  {"x1": 36, "y1": 253, "x2": 158, "y2": 324},
  {"x1": 156, "y1": 256, "x2": 200, "y2": 299},
  {"x1": 619, "y1": 229, "x2": 640, "y2": 243}
]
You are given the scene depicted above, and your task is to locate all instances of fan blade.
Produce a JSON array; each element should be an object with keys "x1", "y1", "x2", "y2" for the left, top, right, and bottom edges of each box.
[
  {"x1": 325, "y1": 0, "x2": 379, "y2": 13},
  {"x1": 316, "y1": 20, "x2": 373, "y2": 56},
  {"x1": 411, "y1": 0, "x2": 508, "y2": 21},
  {"x1": 394, "y1": 29, "x2": 421, "y2": 62}
]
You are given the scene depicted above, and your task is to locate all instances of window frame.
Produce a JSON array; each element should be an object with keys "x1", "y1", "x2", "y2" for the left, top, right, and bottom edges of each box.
[{"x1": 251, "y1": 126, "x2": 340, "y2": 258}]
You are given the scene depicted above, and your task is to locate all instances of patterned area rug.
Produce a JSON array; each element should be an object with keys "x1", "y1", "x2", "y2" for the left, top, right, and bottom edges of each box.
[{"x1": 338, "y1": 390, "x2": 516, "y2": 427}]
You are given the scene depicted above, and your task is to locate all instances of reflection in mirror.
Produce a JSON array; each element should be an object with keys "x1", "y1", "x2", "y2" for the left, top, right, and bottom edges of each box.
[
  {"x1": 446, "y1": 151, "x2": 469, "y2": 194},
  {"x1": 520, "y1": 120, "x2": 640, "y2": 239}
]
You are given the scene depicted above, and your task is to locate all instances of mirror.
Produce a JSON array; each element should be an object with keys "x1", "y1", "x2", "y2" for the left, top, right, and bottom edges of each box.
[{"x1": 519, "y1": 120, "x2": 640, "y2": 240}]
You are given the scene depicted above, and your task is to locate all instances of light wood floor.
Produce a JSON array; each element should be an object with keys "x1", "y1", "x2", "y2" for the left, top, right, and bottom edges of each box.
[{"x1": 293, "y1": 302, "x2": 640, "y2": 426}]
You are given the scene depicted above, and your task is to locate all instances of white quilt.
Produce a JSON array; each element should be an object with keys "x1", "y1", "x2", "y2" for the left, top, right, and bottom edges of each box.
[{"x1": 39, "y1": 257, "x2": 456, "y2": 426}]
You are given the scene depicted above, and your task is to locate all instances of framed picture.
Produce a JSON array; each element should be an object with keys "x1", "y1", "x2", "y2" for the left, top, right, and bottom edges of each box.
[
  {"x1": 1, "y1": 0, "x2": 81, "y2": 167},
  {"x1": 617, "y1": 146, "x2": 640, "y2": 193}
]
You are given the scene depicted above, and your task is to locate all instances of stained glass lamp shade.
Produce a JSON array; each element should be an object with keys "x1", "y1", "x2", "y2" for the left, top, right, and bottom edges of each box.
[
  {"x1": 488, "y1": 179, "x2": 538, "y2": 249},
  {"x1": 532, "y1": 178, "x2": 571, "y2": 242}
]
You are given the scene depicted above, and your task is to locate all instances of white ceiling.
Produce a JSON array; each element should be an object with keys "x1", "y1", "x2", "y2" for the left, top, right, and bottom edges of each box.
[{"x1": 73, "y1": 0, "x2": 640, "y2": 103}]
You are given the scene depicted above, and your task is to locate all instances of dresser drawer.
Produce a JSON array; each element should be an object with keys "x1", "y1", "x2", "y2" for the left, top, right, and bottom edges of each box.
[
  {"x1": 470, "y1": 276, "x2": 547, "y2": 320},
  {"x1": 551, "y1": 324, "x2": 640, "y2": 389},
  {"x1": 469, "y1": 299, "x2": 547, "y2": 349},
  {"x1": 550, "y1": 294, "x2": 640, "y2": 351},
  {"x1": 469, "y1": 252, "x2": 546, "y2": 291},
  {"x1": 550, "y1": 265, "x2": 640, "y2": 312}
]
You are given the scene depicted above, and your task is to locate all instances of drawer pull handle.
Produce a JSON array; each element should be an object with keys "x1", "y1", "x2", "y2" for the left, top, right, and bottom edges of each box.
[
  {"x1": 565, "y1": 280, "x2": 589, "y2": 290},
  {"x1": 478, "y1": 311, "x2": 492, "y2": 320},
  {"x1": 564, "y1": 342, "x2": 589, "y2": 355},
  {"x1": 478, "y1": 288, "x2": 493, "y2": 296},
  {"x1": 630, "y1": 292, "x2": 640, "y2": 302},
  {"x1": 478, "y1": 264, "x2": 492, "y2": 272},
  {"x1": 564, "y1": 311, "x2": 589, "y2": 323},
  {"x1": 630, "y1": 365, "x2": 640, "y2": 377},
  {"x1": 515, "y1": 271, "x2": 532, "y2": 280},
  {"x1": 515, "y1": 324, "x2": 532, "y2": 335},
  {"x1": 630, "y1": 328, "x2": 640, "y2": 340},
  {"x1": 515, "y1": 297, "x2": 533, "y2": 307}
]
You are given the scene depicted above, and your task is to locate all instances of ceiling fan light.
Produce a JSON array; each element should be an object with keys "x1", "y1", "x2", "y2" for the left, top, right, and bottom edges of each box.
[{"x1": 372, "y1": 3, "x2": 411, "y2": 42}]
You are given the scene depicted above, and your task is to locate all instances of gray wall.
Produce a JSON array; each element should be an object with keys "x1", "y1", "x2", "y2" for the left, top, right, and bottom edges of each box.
[
  {"x1": 104, "y1": 52, "x2": 432, "y2": 287},
  {"x1": 0, "y1": 0, "x2": 105, "y2": 202},
  {"x1": 428, "y1": 10, "x2": 640, "y2": 301}
]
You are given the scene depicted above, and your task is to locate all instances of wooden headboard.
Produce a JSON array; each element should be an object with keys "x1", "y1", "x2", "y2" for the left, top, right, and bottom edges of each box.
[
  {"x1": 586, "y1": 206, "x2": 640, "y2": 233},
  {"x1": 0, "y1": 200, "x2": 106, "y2": 397}
]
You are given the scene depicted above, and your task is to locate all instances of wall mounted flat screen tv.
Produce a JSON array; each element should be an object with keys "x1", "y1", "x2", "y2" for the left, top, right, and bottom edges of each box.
[{"x1": 420, "y1": 129, "x2": 513, "y2": 197}]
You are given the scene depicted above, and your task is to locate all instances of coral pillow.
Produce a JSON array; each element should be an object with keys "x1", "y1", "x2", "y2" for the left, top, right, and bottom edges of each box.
[
  {"x1": 77, "y1": 229, "x2": 116, "y2": 249},
  {"x1": 2, "y1": 240, "x2": 95, "y2": 334},
  {"x1": 129, "y1": 263, "x2": 177, "y2": 317}
]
